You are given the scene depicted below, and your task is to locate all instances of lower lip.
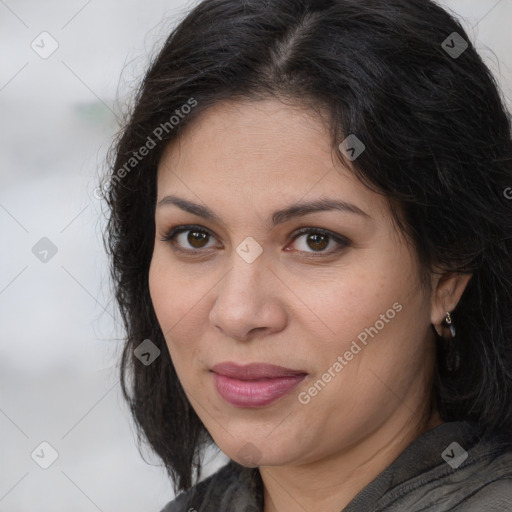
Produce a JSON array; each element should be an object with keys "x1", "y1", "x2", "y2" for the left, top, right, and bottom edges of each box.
[{"x1": 212, "y1": 372, "x2": 307, "y2": 407}]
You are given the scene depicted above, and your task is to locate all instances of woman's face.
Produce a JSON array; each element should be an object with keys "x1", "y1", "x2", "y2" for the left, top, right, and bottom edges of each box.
[{"x1": 149, "y1": 98, "x2": 441, "y2": 468}]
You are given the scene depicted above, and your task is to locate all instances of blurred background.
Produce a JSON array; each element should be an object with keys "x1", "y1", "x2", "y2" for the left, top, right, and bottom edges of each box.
[{"x1": 0, "y1": 1, "x2": 511, "y2": 510}]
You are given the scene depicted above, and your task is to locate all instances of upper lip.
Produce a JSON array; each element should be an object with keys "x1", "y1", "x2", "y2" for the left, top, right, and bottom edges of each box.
[{"x1": 211, "y1": 362, "x2": 307, "y2": 380}]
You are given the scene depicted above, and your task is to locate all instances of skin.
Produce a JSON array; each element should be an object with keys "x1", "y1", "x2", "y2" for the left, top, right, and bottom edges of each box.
[{"x1": 148, "y1": 98, "x2": 472, "y2": 512}]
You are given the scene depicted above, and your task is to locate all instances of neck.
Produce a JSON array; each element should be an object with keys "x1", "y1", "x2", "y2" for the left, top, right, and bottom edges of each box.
[{"x1": 260, "y1": 409, "x2": 443, "y2": 512}]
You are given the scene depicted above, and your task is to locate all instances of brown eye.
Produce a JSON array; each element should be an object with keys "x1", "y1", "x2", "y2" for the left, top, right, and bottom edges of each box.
[
  {"x1": 290, "y1": 228, "x2": 348, "y2": 255},
  {"x1": 161, "y1": 225, "x2": 217, "y2": 252},
  {"x1": 161, "y1": 225, "x2": 349, "y2": 257},
  {"x1": 305, "y1": 233, "x2": 329, "y2": 251},
  {"x1": 187, "y1": 230, "x2": 210, "y2": 248}
]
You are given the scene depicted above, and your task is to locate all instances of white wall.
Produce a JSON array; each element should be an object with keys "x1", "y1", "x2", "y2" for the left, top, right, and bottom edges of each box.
[{"x1": 1, "y1": 1, "x2": 510, "y2": 510}]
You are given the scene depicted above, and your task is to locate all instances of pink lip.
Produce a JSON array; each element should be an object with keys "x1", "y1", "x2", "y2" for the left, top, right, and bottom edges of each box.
[{"x1": 211, "y1": 362, "x2": 307, "y2": 407}]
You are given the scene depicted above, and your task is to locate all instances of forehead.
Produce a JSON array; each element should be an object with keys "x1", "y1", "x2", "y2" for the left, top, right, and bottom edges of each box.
[{"x1": 156, "y1": 99, "x2": 390, "y2": 222}]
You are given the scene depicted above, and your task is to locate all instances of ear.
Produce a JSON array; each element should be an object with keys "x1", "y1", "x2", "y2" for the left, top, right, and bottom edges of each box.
[{"x1": 430, "y1": 271, "x2": 473, "y2": 334}]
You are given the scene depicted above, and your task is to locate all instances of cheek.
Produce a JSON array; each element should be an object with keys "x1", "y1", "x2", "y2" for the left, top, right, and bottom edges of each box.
[
  {"x1": 148, "y1": 254, "x2": 173, "y2": 329},
  {"x1": 149, "y1": 248, "x2": 200, "y2": 328},
  {"x1": 284, "y1": 256, "x2": 409, "y2": 348},
  {"x1": 291, "y1": 242, "x2": 429, "y2": 379},
  {"x1": 148, "y1": 254, "x2": 187, "y2": 354},
  {"x1": 148, "y1": 252, "x2": 210, "y2": 371}
]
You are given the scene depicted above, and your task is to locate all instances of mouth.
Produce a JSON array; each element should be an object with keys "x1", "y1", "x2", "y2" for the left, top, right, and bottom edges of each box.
[{"x1": 210, "y1": 362, "x2": 308, "y2": 408}]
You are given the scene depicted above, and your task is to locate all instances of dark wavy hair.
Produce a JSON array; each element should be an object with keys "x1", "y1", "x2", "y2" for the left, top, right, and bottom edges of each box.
[{"x1": 102, "y1": 0, "x2": 512, "y2": 494}]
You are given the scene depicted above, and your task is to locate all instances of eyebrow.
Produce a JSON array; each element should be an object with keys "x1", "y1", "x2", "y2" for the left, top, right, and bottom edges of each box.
[{"x1": 156, "y1": 195, "x2": 371, "y2": 227}]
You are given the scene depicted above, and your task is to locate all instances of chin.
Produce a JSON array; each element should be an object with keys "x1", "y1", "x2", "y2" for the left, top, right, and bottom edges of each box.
[{"x1": 221, "y1": 437, "x2": 299, "y2": 469}]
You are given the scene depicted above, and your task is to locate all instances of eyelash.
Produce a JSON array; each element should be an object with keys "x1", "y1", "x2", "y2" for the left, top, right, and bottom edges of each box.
[{"x1": 160, "y1": 224, "x2": 350, "y2": 258}]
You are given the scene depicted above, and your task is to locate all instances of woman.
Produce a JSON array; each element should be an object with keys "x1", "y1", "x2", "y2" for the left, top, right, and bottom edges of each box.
[{"x1": 102, "y1": 0, "x2": 512, "y2": 510}]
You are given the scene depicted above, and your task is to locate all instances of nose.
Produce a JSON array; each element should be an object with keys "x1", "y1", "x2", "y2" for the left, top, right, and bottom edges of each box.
[{"x1": 208, "y1": 250, "x2": 288, "y2": 342}]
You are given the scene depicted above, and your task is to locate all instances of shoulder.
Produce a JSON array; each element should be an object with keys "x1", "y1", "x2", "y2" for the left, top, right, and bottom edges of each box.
[
  {"x1": 431, "y1": 428, "x2": 512, "y2": 511},
  {"x1": 158, "y1": 460, "x2": 261, "y2": 512},
  {"x1": 422, "y1": 430, "x2": 512, "y2": 511},
  {"x1": 454, "y1": 478, "x2": 512, "y2": 511},
  {"x1": 359, "y1": 422, "x2": 512, "y2": 512}
]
